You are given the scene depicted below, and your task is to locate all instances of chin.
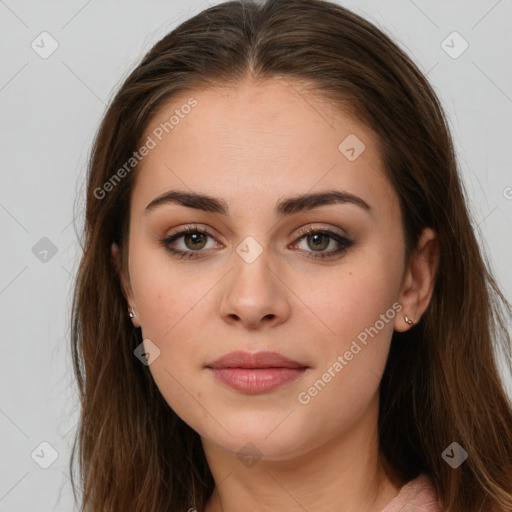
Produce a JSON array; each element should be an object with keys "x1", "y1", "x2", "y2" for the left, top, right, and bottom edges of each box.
[{"x1": 198, "y1": 416, "x2": 313, "y2": 462}]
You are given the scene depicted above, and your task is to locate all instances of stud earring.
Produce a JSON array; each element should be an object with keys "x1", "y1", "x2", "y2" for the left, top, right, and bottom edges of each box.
[
  {"x1": 128, "y1": 307, "x2": 135, "y2": 318},
  {"x1": 404, "y1": 314, "x2": 415, "y2": 325}
]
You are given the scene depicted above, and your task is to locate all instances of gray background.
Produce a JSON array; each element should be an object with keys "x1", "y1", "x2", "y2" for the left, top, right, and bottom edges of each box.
[{"x1": 1, "y1": 0, "x2": 511, "y2": 510}]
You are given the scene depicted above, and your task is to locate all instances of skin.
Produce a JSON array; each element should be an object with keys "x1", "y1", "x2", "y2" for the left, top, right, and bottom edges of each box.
[{"x1": 112, "y1": 78, "x2": 439, "y2": 512}]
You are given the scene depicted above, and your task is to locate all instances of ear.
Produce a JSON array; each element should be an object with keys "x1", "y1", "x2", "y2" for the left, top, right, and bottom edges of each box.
[
  {"x1": 111, "y1": 242, "x2": 141, "y2": 328},
  {"x1": 394, "y1": 227, "x2": 439, "y2": 332}
]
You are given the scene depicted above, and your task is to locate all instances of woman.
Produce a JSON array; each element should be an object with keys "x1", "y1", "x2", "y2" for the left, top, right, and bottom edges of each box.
[{"x1": 69, "y1": 0, "x2": 512, "y2": 511}]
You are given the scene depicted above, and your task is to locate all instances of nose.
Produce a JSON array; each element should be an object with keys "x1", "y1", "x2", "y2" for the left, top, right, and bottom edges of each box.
[{"x1": 218, "y1": 247, "x2": 291, "y2": 331}]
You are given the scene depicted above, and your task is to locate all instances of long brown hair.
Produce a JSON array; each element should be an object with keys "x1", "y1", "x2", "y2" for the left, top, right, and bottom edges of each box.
[{"x1": 69, "y1": 1, "x2": 512, "y2": 510}]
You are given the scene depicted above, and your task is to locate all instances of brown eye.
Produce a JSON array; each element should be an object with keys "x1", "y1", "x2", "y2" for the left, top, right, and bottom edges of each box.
[
  {"x1": 160, "y1": 225, "x2": 218, "y2": 260},
  {"x1": 293, "y1": 228, "x2": 354, "y2": 259},
  {"x1": 160, "y1": 225, "x2": 354, "y2": 261},
  {"x1": 305, "y1": 232, "x2": 330, "y2": 251},
  {"x1": 182, "y1": 232, "x2": 208, "y2": 250}
]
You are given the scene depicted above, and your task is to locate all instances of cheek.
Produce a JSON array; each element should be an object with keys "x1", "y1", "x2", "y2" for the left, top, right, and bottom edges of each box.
[
  {"x1": 130, "y1": 259, "x2": 211, "y2": 428},
  {"x1": 128, "y1": 241, "x2": 210, "y2": 339},
  {"x1": 298, "y1": 248, "x2": 402, "y2": 351},
  {"x1": 291, "y1": 265, "x2": 398, "y2": 443}
]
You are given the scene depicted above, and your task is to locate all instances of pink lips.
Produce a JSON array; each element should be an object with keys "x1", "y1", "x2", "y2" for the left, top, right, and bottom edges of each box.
[{"x1": 206, "y1": 350, "x2": 308, "y2": 394}]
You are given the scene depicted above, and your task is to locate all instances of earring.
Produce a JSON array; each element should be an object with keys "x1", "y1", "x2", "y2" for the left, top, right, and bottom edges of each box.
[
  {"x1": 404, "y1": 314, "x2": 415, "y2": 325},
  {"x1": 128, "y1": 307, "x2": 135, "y2": 318}
]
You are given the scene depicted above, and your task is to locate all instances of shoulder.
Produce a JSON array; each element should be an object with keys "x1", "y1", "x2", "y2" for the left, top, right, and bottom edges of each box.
[{"x1": 380, "y1": 473, "x2": 442, "y2": 512}]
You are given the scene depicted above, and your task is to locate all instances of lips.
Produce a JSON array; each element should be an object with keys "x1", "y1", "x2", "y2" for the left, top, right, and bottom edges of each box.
[
  {"x1": 205, "y1": 351, "x2": 309, "y2": 394},
  {"x1": 206, "y1": 350, "x2": 307, "y2": 370}
]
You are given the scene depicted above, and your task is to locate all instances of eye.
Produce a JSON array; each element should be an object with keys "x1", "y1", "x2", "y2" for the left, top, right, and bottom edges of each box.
[
  {"x1": 291, "y1": 226, "x2": 354, "y2": 260},
  {"x1": 160, "y1": 224, "x2": 218, "y2": 260},
  {"x1": 159, "y1": 224, "x2": 354, "y2": 260}
]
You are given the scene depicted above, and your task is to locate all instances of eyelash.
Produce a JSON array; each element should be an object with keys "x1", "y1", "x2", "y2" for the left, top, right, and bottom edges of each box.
[{"x1": 159, "y1": 224, "x2": 354, "y2": 261}]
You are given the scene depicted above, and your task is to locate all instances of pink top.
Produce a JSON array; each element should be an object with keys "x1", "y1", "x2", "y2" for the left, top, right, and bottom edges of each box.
[{"x1": 381, "y1": 474, "x2": 442, "y2": 512}]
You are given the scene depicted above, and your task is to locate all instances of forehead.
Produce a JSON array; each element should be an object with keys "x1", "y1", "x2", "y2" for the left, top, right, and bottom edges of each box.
[{"x1": 131, "y1": 78, "x2": 396, "y2": 219}]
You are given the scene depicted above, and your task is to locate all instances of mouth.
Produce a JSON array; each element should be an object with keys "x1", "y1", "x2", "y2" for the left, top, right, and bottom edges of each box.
[{"x1": 205, "y1": 351, "x2": 309, "y2": 394}]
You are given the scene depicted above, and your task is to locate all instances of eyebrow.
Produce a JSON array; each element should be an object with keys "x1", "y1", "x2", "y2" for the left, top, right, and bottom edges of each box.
[{"x1": 144, "y1": 189, "x2": 371, "y2": 217}]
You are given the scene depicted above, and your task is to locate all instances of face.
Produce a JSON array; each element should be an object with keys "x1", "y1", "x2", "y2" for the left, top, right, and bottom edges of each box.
[{"x1": 114, "y1": 78, "x2": 431, "y2": 462}]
